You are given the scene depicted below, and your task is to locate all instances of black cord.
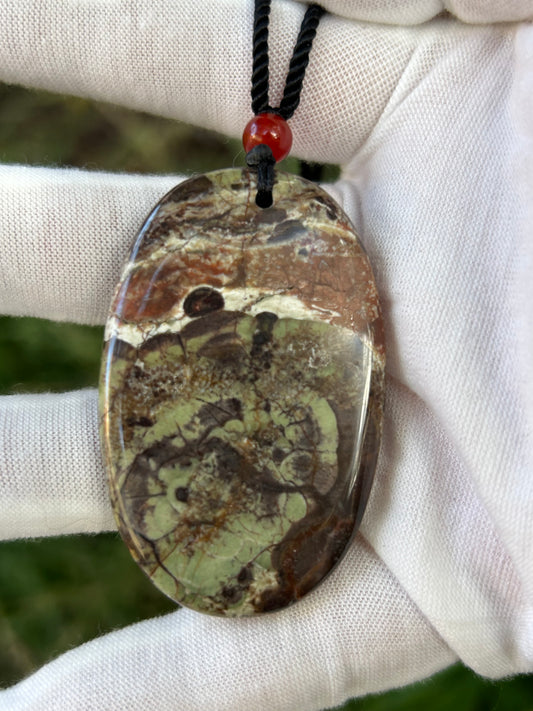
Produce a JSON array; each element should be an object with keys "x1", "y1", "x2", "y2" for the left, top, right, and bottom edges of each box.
[
  {"x1": 246, "y1": 0, "x2": 325, "y2": 206},
  {"x1": 278, "y1": 4, "x2": 324, "y2": 120},
  {"x1": 246, "y1": 144, "x2": 276, "y2": 208},
  {"x1": 251, "y1": 0, "x2": 271, "y2": 116}
]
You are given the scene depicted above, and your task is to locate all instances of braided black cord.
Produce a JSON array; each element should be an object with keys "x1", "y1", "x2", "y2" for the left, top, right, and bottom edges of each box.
[
  {"x1": 278, "y1": 4, "x2": 325, "y2": 120},
  {"x1": 251, "y1": 0, "x2": 272, "y2": 115},
  {"x1": 247, "y1": 0, "x2": 325, "y2": 207}
]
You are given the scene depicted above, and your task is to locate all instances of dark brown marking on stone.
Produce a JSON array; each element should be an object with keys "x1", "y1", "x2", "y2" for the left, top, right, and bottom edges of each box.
[
  {"x1": 221, "y1": 585, "x2": 243, "y2": 604},
  {"x1": 250, "y1": 312, "x2": 278, "y2": 372},
  {"x1": 120, "y1": 451, "x2": 171, "y2": 530},
  {"x1": 165, "y1": 175, "x2": 214, "y2": 204},
  {"x1": 289, "y1": 516, "x2": 351, "y2": 587},
  {"x1": 194, "y1": 398, "x2": 243, "y2": 432},
  {"x1": 291, "y1": 453, "x2": 313, "y2": 477},
  {"x1": 237, "y1": 565, "x2": 253, "y2": 584},
  {"x1": 196, "y1": 332, "x2": 244, "y2": 365},
  {"x1": 268, "y1": 219, "x2": 307, "y2": 244},
  {"x1": 255, "y1": 584, "x2": 295, "y2": 613},
  {"x1": 136, "y1": 527, "x2": 179, "y2": 583},
  {"x1": 142, "y1": 212, "x2": 185, "y2": 246},
  {"x1": 254, "y1": 311, "x2": 278, "y2": 336},
  {"x1": 209, "y1": 440, "x2": 242, "y2": 480},
  {"x1": 183, "y1": 286, "x2": 225, "y2": 318},
  {"x1": 308, "y1": 190, "x2": 341, "y2": 222},
  {"x1": 140, "y1": 331, "x2": 185, "y2": 355},
  {"x1": 256, "y1": 512, "x2": 353, "y2": 613},
  {"x1": 175, "y1": 486, "x2": 189, "y2": 502},
  {"x1": 272, "y1": 447, "x2": 285, "y2": 465},
  {"x1": 181, "y1": 310, "x2": 241, "y2": 341},
  {"x1": 126, "y1": 415, "x2": 154, "y2": 428},
  {"x1": 253, "y1": 207, "x2": 287, "y2": 226}
]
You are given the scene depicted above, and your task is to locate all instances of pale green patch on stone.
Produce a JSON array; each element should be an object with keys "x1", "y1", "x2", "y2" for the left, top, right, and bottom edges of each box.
[
  {"x1": 284, "y1": 492, "x2": 308, "y2": 522},
  {"x1": 143, "y1": 497, "x2": 179, "y2": 540}
]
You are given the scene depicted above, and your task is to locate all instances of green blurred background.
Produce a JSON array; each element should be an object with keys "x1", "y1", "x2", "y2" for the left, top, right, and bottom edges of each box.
[{"x1": 0, "y1": 84, "x2": 532, "y2": 710}]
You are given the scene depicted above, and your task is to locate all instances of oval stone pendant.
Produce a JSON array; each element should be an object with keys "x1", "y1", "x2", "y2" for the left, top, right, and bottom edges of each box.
[{"x1": 100, "y1": 169, "x2": 385, "y2": 616}]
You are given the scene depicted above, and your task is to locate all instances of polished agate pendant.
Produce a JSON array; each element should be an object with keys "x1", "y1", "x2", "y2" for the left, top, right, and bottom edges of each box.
[{"x1": 100, "y1": 169, "x2": 385, "y2": 616}]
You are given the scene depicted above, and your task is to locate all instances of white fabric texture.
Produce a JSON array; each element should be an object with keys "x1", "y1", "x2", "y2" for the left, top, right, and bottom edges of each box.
[
  {"x1": 0, "y1": 389, "x2": 113, "y2": 539},
  {"x1": 0, "y1": 0, "x2": 532, "y2": 709},
  {"x1": 294, "y1": 0, "x2": 533, "y2": 24},
  {"x1": 0, "y1": 166, "x2": 179, "y2": 325},
  {"x1": 1, "y1": 540, "x2": 456, "y2": 710}
]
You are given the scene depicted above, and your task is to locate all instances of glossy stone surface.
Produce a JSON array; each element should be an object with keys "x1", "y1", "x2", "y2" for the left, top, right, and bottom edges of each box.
[{"x1": 100, "y1": 169, "x2": 385, "y2": 616}]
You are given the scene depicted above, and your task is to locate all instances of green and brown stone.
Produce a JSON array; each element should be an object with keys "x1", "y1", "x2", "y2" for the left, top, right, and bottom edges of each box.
[{"x1": 100, "y1": 169, "x2": 384, "y2": 616}]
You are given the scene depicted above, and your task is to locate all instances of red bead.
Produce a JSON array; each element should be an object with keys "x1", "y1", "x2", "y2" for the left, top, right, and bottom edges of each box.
[{"x1": 242, "y1": 112, "x2": 293, "y2": 162}]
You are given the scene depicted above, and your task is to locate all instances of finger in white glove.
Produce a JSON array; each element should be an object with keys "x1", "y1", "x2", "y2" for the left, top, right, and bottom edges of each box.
[
  {"x1": 293, "y1": 0, "x2": 533, "y2": 24},
  {"x1": 0, "y1": 540, "x2": 456, "y2": 711},
  {"x1": 0, "y1": 389, "x2": 113, "y2": 539}
]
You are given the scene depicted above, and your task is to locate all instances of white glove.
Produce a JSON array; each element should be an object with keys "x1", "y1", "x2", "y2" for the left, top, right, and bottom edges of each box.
[{"x1": 1, "y1": 1, "x2": 532, "y2": 709}]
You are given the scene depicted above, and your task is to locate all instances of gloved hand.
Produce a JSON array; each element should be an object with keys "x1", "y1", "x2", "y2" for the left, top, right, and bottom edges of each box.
[{"x1": 0, "y1": 1, "x2": 532, "y2": 709}]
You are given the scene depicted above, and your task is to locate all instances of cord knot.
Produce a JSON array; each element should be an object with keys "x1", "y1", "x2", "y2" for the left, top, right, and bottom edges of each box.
[{"x1": 246, "y1": 144, "x2": 275, "y2": 208}]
